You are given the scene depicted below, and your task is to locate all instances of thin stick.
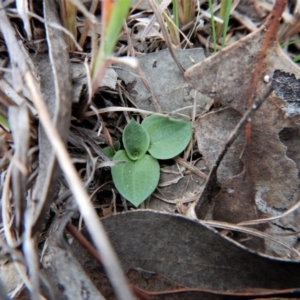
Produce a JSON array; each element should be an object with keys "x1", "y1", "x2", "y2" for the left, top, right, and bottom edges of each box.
[
  {"x1": 211, "y1": 81, "x2": 274, "y2": 174},
  {"x1": 238, "y1": 196, "x2": 300, "y2": 226},
  {"x1": 202, "y1": 219, "x2": 300, "y2": 258}
]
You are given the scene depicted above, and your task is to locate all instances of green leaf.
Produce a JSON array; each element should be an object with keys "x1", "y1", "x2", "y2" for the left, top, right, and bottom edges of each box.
[
  {"x1": 142, "y1": 115, "x2": 192, "y2": 159},
  {"x1": 114, "y1": 140, "x2": 120, "y2": 151},
  {"x1": 103, "y1": 146, "x2": 114, "y2": 159},
  {"x1": 172, "y1": 0, "x2": 179, "y2": 27},
  {"x1": 123, "y1": 119, "x2": 150, "y2": 161},
  {"x1": 112, "y1": 150, "x2": 160, "y2": 207},
  {"x1": 102, "y1": 141, "x2": 121, "y2": 160}
]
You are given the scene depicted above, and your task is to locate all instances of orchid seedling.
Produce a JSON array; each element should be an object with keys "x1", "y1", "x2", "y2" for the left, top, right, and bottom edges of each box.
[{"x1": 104, "y1": 115, "x2": 192, "y2": 207}]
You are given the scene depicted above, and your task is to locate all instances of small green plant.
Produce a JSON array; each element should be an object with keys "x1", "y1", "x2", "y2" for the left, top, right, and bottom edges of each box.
[
  {"x1": 216, "y1": 0, "x2": 232, "y2": 48},
  {"x1": 104, "y1": 115, "x2": 192, "y2": 207},
  {"x1": 208, "y1": 0, "x2": 232, "y2": 52}
]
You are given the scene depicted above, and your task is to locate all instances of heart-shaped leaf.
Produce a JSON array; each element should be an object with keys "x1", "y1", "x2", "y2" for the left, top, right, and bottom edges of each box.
[
  {"x1": 123, "y1": 119, "x2": 150, "y2": 161},
  {"x1": 112, "y1": 150, "x2": 160, "y2": 207},
  {"x1": 142, "y1": 115, "x2": 192, "y2": 159}
]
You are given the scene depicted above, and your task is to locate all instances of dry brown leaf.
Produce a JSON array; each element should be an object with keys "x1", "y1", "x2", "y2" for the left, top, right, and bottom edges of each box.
[
  {"x1": 196, "y1": 108, "x2": 244, "y2": 184},
  {"x1": 185, "y1": 0, "x2": 300, "y2": 256},
  {"x1": 41, "y1": 215, "x2": 105, "y2": 299},
  {"x1": 146, "y1": 160, "x2": 206, "y2": 213},
  {"x1": 8, "y1": 105, "x2": 30, "y2": 234}
]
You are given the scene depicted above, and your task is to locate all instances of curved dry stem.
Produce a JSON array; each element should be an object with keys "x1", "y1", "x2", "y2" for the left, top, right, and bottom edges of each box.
[
  {"x1": 238, "y1": 198, "x2": 300, "y2": 226},
  {"x1": 202, "y1": 220, "x2": 300, "y2": 259}
]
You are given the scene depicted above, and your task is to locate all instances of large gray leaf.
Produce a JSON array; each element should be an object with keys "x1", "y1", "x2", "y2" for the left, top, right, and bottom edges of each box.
[
  {"x1": 115, "y1": 49, "x2": 210, "y2": 116},
  {"x1": 101, "y1": 210, "x2": 300, "y2": 291}
]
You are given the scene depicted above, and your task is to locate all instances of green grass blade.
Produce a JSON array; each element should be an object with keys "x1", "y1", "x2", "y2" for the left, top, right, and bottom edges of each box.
[
  {"x1": 221, "y1": 0, "x2": 232, "y2": 48},
  {"x1": 208, "y1": 0, "x2": 217, "y2": 53},
  {"x1": 93, "y1": 0, "x2": 131, "y2": 75},
  {"x1": 293, "y1": 54, "x2": 300, "y2": 62},
  {"x1": 281, "y1": 39, "x2": 300, "y2": 47},
  {"x1": 0, "y1": 114, "x2": 9, "y2": 130},
  {"x1": 102, "y1": 0, "x2": 131, "y2": 56},
  {"x1": 164, "y1": 10, "x2": 180, "y2": 46},
  {"x1": 172, "y1": 0, "x2": 179, "y2": 27}
]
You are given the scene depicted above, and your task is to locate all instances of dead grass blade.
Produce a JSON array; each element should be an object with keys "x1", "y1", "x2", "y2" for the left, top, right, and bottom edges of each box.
[
  {"x1": 8, "y1": 104, "x2": 30, "y2": 235},
  {"x1": 202, "y1": 220, "x2": 300, "y2": 259},
  {"x1": 59, "y1": 0, "x2": 77, "y2": 49},
  {"x1": 23, "y1": 10, "x2": 83, "y2": 50},
  {"x1": 85, "y1": 106, "x2": 167, "y2": 117},
  {"x1": 174, "y1": 156, "x2": 207, "y2": 179},
  {"x1": 16, "y1": 0, "x2": 31, "y2": 40},
  {"x1": 78, "y1": 0, "x2": 99, "y2": 48},
  {"x1": 1, "y1": 163, "x2": 35, "y2": 296},
  {"x1": 30, "y1": 0, "x2": 72, "y2": 233},
  {"x1": 238, "y1": 196, "x2": 300, "y2": 226},
  {"x1": 148, "y1": 0, "x2": 185, "y2": 72}
]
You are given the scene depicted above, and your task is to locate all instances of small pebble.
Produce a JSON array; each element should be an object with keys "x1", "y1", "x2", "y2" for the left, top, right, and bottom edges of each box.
[{"x1": 263, "y1": 75, "x2": 270, "y2": 83}]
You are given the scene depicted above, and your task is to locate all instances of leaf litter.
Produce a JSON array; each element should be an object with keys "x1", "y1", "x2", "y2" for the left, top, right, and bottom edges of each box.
[
  {"x1": 1, "y1": 0, "x2": 300, "y2": 299},
  {"x1": 185, "y1": 0, "x2": 300, "y2": 257}
]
